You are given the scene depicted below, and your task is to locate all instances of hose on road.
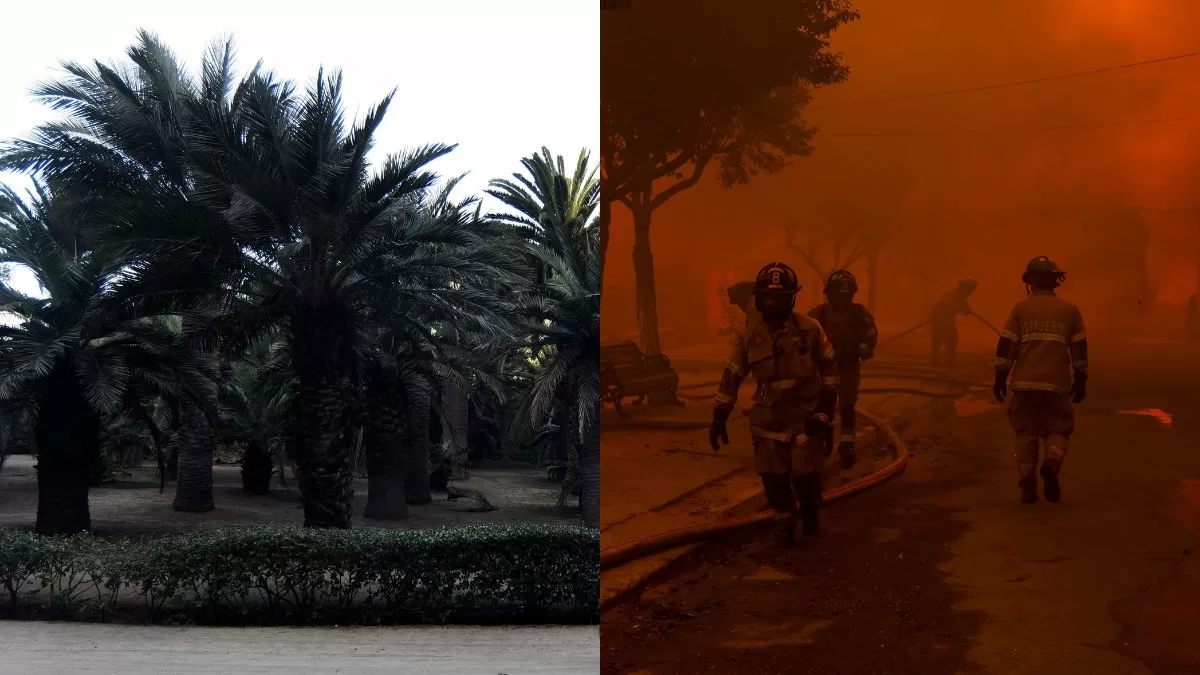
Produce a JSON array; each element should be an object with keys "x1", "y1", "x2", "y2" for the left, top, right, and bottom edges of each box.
[{"x1": 599, "y1": 407, "x2": 909, "y2": 571}]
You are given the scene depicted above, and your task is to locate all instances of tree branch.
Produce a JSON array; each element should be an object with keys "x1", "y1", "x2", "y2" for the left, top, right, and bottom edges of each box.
[
  {"x1": 650, "y1": 151, "x2": 715, "y2": 210},
  {"x1": 785, "y1": 229, "x2": 828, "y2": 279}
]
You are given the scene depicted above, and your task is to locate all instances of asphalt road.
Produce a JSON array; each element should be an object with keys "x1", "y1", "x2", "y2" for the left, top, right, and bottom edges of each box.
[
  {"x1": 0, "y1": 623, "x2": 599, "y2": 674},
  {"x1": 602, "y1": 339, "x2": 1200, "y2": 675}
]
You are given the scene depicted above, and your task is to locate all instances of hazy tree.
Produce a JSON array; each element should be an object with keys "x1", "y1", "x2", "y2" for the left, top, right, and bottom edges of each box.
[{"x1": 601, "y1": 0, "x2": 858, "y2": 355}]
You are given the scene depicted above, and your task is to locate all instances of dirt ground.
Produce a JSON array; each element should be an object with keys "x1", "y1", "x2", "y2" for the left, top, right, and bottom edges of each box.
[{"x1": 0, "y1": 454, "x2": 578, "y2": 537}]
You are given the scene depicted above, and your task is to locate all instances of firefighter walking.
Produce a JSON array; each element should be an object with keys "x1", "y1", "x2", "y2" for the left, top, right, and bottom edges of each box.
[
  {"x1": 807, "y1": 269, "x2": 878, "y2": 470},
  {"x1": 709, "y1": 262, "x2": 839, "y2": 545},
  {"x1": 992, "y1": 256, "x2": 1088, "y2": 504}
]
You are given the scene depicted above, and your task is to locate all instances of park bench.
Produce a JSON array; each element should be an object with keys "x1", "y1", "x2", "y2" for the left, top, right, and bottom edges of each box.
[{"x1": 600, "y1": 340, "x2": 682, "y2": 417}]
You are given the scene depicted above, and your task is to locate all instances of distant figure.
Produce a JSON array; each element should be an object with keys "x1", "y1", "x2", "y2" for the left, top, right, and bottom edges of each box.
[
  {"x1": 929, "y1": 279, "x2": 978, "y2": 365},
  {"x1": 807, "y1": 269, "x2": 878, "y2": 471},
  {"x1": 1187, "y1": 294, "x2": 1200, "y2": 343},
  {"x1": 992, "y1": 256, "x2": 1087, "y2": 505}
]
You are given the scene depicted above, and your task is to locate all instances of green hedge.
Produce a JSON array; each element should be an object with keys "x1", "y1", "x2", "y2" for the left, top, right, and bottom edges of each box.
[{"x1": 0, "y1": 524, "x2": 598, "y2": 625}]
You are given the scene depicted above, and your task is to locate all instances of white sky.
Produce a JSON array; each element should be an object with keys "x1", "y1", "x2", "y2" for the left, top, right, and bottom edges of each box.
[{"x1": 0, "y1": 0, "x2": 599, "y2": 299}]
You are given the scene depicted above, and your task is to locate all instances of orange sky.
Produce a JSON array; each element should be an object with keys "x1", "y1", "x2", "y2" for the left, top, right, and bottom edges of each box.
[{"x1": 602, "y1": 0, "x2": 1200, "y2": 348}]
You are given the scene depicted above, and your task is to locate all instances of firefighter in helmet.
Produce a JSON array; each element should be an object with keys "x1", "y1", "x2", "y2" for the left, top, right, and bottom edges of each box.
[
  {"x1": 930, "y1": 279, "x2": 979, "y2": 365},
  {"x1": 992, "y1": 256, "x2": 1088, "y2": 504},
  {"x1": 807, "y1": 269, "x2": 879, "y2": 470},
  {"x1": 710, "y1": 262, "x2": 839, "y2": 545}
]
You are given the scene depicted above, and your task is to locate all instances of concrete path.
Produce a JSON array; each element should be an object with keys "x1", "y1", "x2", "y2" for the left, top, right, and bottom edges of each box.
[
  {"x1": 0, "y1": 623, "x2": 599, "y2": 674},
  {"x1": 601, "y1": 340, "x2": 1200, "y2": 674},
  {"x1": 599, "y1": 343, "x2": 979, "y2": 611}
]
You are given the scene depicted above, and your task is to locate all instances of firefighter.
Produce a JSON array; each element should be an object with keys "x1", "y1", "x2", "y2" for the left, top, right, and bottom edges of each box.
[
  {"x1": 709, "y1": 262, "x2": 839, "y2": 545},
  {"x1": 807, "y1": 269, "x2": 879, "y2": 470},
  {"x1": 930, "y1": 279, "x2": 978, "y2": 365},
  {"x1": 992, "y1": 256, "x2": 1087, "y2": 504}
]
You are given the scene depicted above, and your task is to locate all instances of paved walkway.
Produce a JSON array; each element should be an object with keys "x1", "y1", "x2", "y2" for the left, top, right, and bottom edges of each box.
[
  {"x1": 603, "y1": 340, "x2": 1200, "y2": 674},
  {"x1": 600, "y1": 342, "x2": 988, "y2": 609},
  {"x1": 0, "y1": 623, "x2": 599, "y2": 674}
]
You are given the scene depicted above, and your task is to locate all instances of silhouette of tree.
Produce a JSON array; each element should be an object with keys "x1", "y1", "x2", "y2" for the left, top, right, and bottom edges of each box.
[{"x1": 601, "y1": 0, "x2": 859, "y2": 355}]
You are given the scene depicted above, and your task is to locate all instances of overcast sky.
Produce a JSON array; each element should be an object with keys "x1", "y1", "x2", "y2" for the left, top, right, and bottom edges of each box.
[{"x1": 0, "y1": 0, "x2": 598, "y2": 298}]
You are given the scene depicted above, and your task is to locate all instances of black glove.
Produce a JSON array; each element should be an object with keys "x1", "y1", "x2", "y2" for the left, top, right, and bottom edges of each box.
[
  {"x1": 1071, "y1": 374, "x2": 1087, "y2": 404},
  {"x1": 709, "y1": 407, "x2": 732, "y2": 452},
  {"x1": 993, "y1": 370, "x2": 1008, "y2": 403},
  {"x1": 804, "y1": 413, "x2": 833, "y2": 439}
]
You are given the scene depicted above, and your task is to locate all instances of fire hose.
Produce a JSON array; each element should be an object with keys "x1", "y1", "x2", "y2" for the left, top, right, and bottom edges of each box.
[{"x1": 599, "y1": 407, "x2": 909, "y2": 572}]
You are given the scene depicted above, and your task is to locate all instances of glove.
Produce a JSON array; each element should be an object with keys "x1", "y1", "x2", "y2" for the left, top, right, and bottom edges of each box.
[
  {"x1": 709, "y1": 407, "x2": 732, "y2": 452},
  {"x1": 1071, "y1": 374, "x2": 1087, "y2": 404},
  {"x1": 838, "y1": 441, "x2": 857, "y2": 469},
  {"x1": 804, "y1": 413, "x2": 832, "y2": 439},
  {"x1": 858, "y1": 343, "x2": 874, "y2": 361},
  {"x1": 992, "y1": 370, "x2": 1008, "y2": 403}
]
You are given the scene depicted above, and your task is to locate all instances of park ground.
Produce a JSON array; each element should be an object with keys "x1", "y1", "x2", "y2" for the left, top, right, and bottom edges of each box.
[
  {"x1": 0, "y1": 455, "x2": 576, "y2": 535},
  {"x1": 601, "y1": 334, "x2": 1200, "y2": 675}
]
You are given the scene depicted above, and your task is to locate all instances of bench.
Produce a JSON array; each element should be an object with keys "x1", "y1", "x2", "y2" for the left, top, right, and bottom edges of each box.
[{"x1": 600, "y1": 341, "x2": 682, "y2": 417}]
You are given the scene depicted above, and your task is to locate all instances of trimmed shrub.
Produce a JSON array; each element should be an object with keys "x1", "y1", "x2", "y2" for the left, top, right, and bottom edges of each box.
[{"x1": 0, "y1": 524, "x2": 598, "y2": 625}]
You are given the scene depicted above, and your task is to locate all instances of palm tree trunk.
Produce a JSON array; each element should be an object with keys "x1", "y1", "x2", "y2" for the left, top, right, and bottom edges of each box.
[
  {"x1": 34, "y1": 361, "x2": 98, "y2": 535},
  {"x1": 295, "y1": 370, "x2": 355, "y2": 528},
  {"x1": 580, "y1": 413, "x2": 600, "y2": 528},
  {"x1": 364, "y1": 376, "x2": 408, "y2": 519},
  {"x1": 241, "y1": 440, "x2": 273, "y2": 495},
  {"x1": 172, "y1": 400, "x2": 215, "y2": 512},
  {"x1": 442, "y1": 377, "x2": 469, "y2": 479},
  {"x1": 402, "y1": 374, "x2": 434, "y2": 505}
]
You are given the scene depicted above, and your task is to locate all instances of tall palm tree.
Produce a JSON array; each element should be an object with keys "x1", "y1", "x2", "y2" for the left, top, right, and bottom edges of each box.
[
  {"x1": 0, "y1": 181, "x2": 213, "y2": 534},
  {"x1": 175, "y1": 70, "x2": 525, "y2": 528},
  {"x1": 0, "y1": 32, "x2": 249, "y2": 514},
  {"x1": 487, "y1": 148, "x2": 601, "y2": 526}
]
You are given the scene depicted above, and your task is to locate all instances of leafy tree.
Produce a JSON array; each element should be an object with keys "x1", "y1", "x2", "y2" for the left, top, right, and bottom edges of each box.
[
  {"x1": 601, "y1": 0, "x2": 859, "y2": 354},
  {"x1": 488, "y1": 148, "x2": 601, "y2": 526}
]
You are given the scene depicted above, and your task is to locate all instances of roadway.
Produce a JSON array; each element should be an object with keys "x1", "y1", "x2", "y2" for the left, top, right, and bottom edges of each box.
[{"x1": 601, "y1": 338, "x2": 1200, "y2": 675}]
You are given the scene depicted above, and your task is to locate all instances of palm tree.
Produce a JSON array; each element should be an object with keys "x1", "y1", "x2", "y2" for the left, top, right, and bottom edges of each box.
[
  {"x1": 487, "y1": 148, "x2": 601, "y2": 526},
  {"x1": 176, "y1": 70, "x2": 526, "y2": 528},
  {"x1": 4, "y1": 34, "x2": 525, "y2": 528},
  {"x1": 0, "y1": 181, "x2": 213, "y2": 534},
  {"x1": 0, "y1": 32, "x2": 248, "y2": 514}
]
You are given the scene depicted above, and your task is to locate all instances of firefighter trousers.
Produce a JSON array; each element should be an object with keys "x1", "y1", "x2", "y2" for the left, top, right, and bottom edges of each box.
[
  {"x1": 837, "y1": 360, "x2": 861, "y2": 444},
  {"x1": 930, "y1": 318, "x2": 958, "y2": 364},
  {"x1": 1007, "y1": 389, "x2": 1074, "y2": 479},
  {"x1": 752, "y1": 428, "x2": 826, "y2": 514}
]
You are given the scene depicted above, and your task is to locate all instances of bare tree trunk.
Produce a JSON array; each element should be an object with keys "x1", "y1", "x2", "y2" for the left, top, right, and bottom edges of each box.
[
  {"x1": 600, "y1": 191, "x2": 612, "y2": 280},
  {"x1": 631, "y1": 193, "x2": 663, "y2": 356},
  {"x1": 866, "y1": 247, "x2": 879, "y2": 315}
]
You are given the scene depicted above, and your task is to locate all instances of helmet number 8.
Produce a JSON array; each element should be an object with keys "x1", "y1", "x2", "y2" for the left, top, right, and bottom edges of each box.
[{"x1": 771, "y1": 271, "x2": 781, "y2": 285}]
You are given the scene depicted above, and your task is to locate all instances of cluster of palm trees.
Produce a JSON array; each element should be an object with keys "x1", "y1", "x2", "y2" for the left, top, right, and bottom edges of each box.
[{"x1": 0, "y1": 32, "x2": 600, "y2": 533}]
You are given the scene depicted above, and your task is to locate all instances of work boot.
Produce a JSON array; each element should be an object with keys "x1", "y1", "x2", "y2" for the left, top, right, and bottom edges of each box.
[
  {"x1": 795, "y1": 473, "x2": 823, "y2": 537},
  {"x1": 773, "y1": 512, "x2": 797, "y2": 547},
  {"x1": 1040, "y1": 464, "x2": 1062, "y2": 503},
  {"x1": 800, "y1": 506, "x2": 820, "y2": 537},
  {"x1": 838, "y1": 440, "x2": 857, "y2": 470},
  {"x1": 1019, "y1": 477, "x2": 1038, "y2": 504}
]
